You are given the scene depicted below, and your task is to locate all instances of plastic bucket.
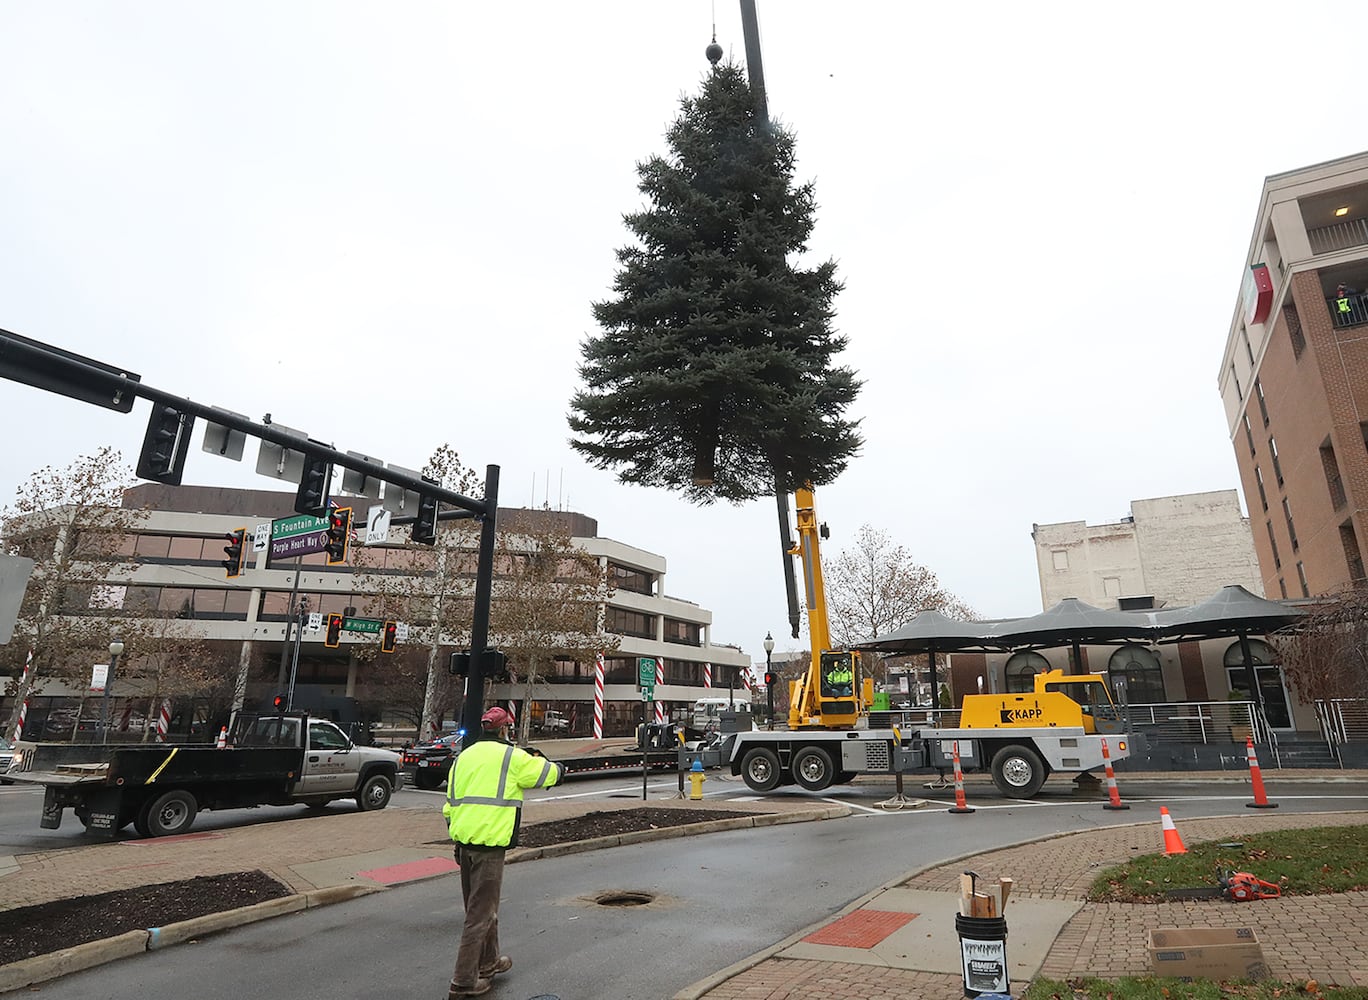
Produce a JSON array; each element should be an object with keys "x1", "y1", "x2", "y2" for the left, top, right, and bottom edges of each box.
[{"x1": 954, "y1": 913, "x2": 1009, "y2": 997}]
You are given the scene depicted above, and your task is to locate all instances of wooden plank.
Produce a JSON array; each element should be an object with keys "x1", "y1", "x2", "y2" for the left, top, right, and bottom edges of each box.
[{"x1": 998, "y1": 876, "x2": 1013, "y2": 911}]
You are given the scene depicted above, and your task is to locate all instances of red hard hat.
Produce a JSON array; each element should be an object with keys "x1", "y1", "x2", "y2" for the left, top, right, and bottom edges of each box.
[{"x1": 481, "y1": 707, "x2": 514, "y2": 730}]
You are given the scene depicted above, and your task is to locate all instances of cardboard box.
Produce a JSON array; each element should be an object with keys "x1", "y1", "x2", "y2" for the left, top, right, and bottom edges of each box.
[{"x1": 1147, "y1": 927, "x2": 1270, "y2": 982}]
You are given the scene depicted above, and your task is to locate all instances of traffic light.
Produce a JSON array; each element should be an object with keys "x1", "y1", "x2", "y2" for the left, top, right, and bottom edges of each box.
[
  {"x1": 380, "y1": 620, "x2": 398, "y2": 654},
  {"x1": 136, "y1": 404, "x2": 194, "y2": 484},
  {"x1": 764, "y1": 671, "x2": 777, "y2": 687},
  {"x1": 324, "y1": 506, "x2": 352, "y2": 564},
  {"x1": 450, "y1": 651, "x2": 471, "y2": 676},
  {"x1": 221, "y1": 528, "x2": 246, "y2": 578},
  {"x1": 295, "y1": 456, "x2": 331, "y2": 516},
  {"x1": 272, "y1": 693, "x2": 286, "y2": 710},
  {"x1": 411, "y1": 492, "x2": 438, "y2": 545},
  {"x1": 482, "y1": 649, "x2": 509, "y2": 682},
  {"x1": 324, "y1": 613, "x2": 344, "y2": 648}
]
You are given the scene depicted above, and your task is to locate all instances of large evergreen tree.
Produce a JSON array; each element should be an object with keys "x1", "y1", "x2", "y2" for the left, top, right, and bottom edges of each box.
[{"x1": 569, "y1": 63, "x2": 861, "y2": 504}]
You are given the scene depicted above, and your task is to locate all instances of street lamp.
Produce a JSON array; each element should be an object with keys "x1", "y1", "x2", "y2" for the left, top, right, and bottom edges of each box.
[
  {"x1": 97, "y1": 638, "x2": 124, "y2": 743},
  {"x1": 763, "y1": 631, "x2": 775, "y2": 730}
]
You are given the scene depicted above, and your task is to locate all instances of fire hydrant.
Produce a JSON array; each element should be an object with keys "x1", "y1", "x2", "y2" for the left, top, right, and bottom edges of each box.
[{"x1": 689, "y1": 758, "x2": 706, "y2": 800}]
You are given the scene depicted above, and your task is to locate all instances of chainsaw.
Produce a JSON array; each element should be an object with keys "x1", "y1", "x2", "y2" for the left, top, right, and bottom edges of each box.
[{"x1": 1164, "y1": 868, "x2": 1282, "y2": 902}]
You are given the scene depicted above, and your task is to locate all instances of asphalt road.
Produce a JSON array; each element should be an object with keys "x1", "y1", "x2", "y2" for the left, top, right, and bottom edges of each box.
[{"x1": 8, "y1": 774, "x2": 1366, "y2": 1000}]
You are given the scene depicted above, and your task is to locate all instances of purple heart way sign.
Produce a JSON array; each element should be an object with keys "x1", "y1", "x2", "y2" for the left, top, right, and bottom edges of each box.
[{"x1": 268, "y1": 513, "x2": 330, "y2": 564}]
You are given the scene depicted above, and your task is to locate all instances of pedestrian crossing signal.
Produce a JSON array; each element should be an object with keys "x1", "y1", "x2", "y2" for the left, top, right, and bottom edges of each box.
[
  {"x1": 324, "y1": 613, "x2": 344, "y2": 648},
  {"x1": 380, "y1": 620, "x2": 398, "y2": 654}
]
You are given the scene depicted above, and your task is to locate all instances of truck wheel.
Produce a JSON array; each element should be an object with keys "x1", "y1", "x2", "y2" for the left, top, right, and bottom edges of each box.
[
  {"x1": 792, "y1": 747, "x2": 835, "y2": 791},
  {"x1": 740, "y1": 748, "x2": 781, "y2": 793},
  {"x1": 146, "y1": 790, "x2": 198, "y2": 836},
  {"x1": 990, "y1": 744, "x2": 1046, "y2": 799},
  {"x1": 356, "y1": 773, "x2": 393, "y2": 811}
]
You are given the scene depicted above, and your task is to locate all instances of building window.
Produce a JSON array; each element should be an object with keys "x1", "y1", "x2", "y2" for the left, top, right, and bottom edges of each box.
[
  {"x1": 1341, "y1": 520, "x2": 1365, "y2": 582},
  {"x1": 662, "y1": 618, "x2": 702, "y2": 646},
  {"x1": 1241, "y1": 325, "x2": 1255, "y2": 366},
  {"x1": 1231, "y1": 364, "x2": 1243, "y2": 401},
  {"x1": 1051, "y1": 550, "x2": 1068, "y2": 571},
  {"x1": 1321, "y1": 442, "x2": 1347, "y2": 509},
  {"x1": 1223, "y1": 638, "x2": 1292, "y2": 728},
  {"x1": 607, "y1": 562, "x2": 653, "y2": 596},
  {"x1": 1004, "y1": 651, "x2": 1049, "y2": 693},
  {"x1": 1278, "y1": 577, "x2": 1288, "y2": 598},
  {"x1": 1266, "y1": 521, "x2": 1281, "y2": 570},
  {"x1": 1255, "y1": 466, "x2": 1268, "y2": 511},
  {"x1": 605, "y1": 606, "x2": 656, "y2": 639},
  {"x1": 1269, "y1": 437, "x2": 1283, "y2": 486},
  {"x1": 1296, "y1": 561, "x2": 1309, "y2": 598},
  {"x1": 1254, "y1": 379, "x2": 1269, "y2": 426},
  {"x1": 1107, "y1": 644, "x2": 1165, "y2": 704},
  {"x1": 1282, "y1": 498, "x2": 1298, "y2": 550},
  {"x1": 1243, "y1": 414, "x2": 1256, "y2": 456},
  {"x1": 1285, "y1": 302, "x2": 1305, "y2": 359},
  {"x1": 1102, "y1": 576, "x2": 1121, "y2": 598}
]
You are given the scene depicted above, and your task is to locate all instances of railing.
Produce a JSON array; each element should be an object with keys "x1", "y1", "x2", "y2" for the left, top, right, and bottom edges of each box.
[
  {"x1": 1315, "y1": 697, "x2": 1368, "y2": 746},
  {"x1": 1308, "y1": 217, "x2": 1368, "y2": 254},
  {"x1": 1125, "y1": 700, "x2": 1268, "y2": 745},
  {"x1": 872, "y1": 707, "x2": 962, "y2": 729},
  {"x1": 1326, "y1": 291, "x2": 1368, "y2": 328}
]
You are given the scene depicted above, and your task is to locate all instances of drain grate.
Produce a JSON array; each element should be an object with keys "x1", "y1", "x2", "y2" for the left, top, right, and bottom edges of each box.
[{"x1": 595, "y1": 890, "x2": 655, "y2": 907}]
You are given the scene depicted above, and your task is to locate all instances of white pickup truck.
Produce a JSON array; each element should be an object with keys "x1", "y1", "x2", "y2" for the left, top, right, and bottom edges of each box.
[{"x1": 6, "y1": 713, "x2": 404, "y2": 839}]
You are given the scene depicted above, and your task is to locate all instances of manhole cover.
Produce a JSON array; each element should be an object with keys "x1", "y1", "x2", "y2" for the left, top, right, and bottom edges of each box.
[{"x1": 595, "y1": 890, "x2": 655, "y2": 907}]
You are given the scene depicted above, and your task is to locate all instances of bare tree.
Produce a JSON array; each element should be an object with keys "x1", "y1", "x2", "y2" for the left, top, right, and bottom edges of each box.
[
  {"x1": 350, "y1": 444, "x2": 482, "y2": 741},
  {"x1": 824, "y1": 525, "x2": 976, "y2": 647},
  {"x1": 1275, "y1": 587, "x2": 1368, "y2": 703},
  {"x1": 489, "y1": 515, "x2": 619, "y2": 744},
  {"x1": 2, "y1": 449, "x2": 147, "y2": 736},
  {"x1": 116, "y1": 613, "x2": 235, "y2": 742}
]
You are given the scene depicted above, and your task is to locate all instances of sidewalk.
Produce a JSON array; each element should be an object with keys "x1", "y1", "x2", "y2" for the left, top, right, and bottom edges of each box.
[{"x1": 3, "y1": 774, "x2": 1367, "y2": 997}]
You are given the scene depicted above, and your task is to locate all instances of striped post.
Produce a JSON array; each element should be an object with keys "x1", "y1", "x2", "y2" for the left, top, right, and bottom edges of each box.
[
  {"x1": 9, "y1": 650, "x2": 33, "y2": 742},
  {"x1": 703, "y1": 662, "x2": 712, "y2": 689},
  {"x1": 592, "y1": 653, "x2": 605, "y2": 739},
  {"x1": 740, "y1": 667, "x2": 752, "y2": 696},
  {"x1": 13, "y1": 699, "x2": 29, "y2": 742},
  {"x1": 653, "y1": 658, "x2": 665, "y2": 724},
  {"x1": 155, "y1": 699, "x2": 172, "y2": 743}
]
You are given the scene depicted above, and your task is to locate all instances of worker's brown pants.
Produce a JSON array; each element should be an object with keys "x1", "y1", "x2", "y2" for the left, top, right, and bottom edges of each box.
[{"x1": 452, "y1": 845, "x2": 506, "y2": 987}]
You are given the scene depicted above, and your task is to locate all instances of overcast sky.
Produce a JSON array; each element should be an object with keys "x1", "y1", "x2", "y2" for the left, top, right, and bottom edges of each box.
[{"x1": 0, "y1": 3, "x2": 1359, "y2": 664}]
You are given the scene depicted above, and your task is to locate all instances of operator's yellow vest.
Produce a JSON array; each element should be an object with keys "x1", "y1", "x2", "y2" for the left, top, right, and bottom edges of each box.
[{"x1": 444, "y1": 739, "x2": 562, "y2": 848}]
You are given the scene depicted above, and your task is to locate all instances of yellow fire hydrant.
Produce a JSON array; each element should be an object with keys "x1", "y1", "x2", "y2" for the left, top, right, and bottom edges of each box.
[{"x1": 689, "y1": 758, "x2": 706, "y2": 800}]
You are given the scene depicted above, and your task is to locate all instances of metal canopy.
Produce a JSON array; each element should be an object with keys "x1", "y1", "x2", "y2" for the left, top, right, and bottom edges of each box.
[
  {"x1": 988, "y1": 598, "x2": 1156, "y2": 648},
  {"x1": 850, "y1": 609, "x2": 1002, "y2": 654},
  {"x1": 1153, "y1": 584, "x2": 1305, "y2": 641}
]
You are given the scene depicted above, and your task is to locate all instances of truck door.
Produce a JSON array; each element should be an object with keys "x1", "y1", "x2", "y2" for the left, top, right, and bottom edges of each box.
[{"x1": 301, "y1": 720, "x2": 357, "y2": 795}]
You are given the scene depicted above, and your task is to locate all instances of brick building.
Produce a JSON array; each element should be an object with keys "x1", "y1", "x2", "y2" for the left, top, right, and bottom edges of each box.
[{"x1": 1220, "y1": 151, "x2": 1368, "y2": 598}]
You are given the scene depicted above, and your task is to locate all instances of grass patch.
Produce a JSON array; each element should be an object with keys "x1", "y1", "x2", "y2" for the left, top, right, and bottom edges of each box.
[
  {"x1": 1023, "y1": 976, "x2": 1368, "y2": 998},
  {"x1": 1087, "y1": 824, "x2": 1368, "y2": 902}
]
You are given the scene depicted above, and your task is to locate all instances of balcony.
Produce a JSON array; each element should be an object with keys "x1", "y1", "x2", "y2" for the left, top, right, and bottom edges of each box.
[
  {"x1": 1327, "y1": 288, "x2": 1368, "y2": 328},
  {"x1": 1309, "y1": 217, "x2": 1368, "y2": 255}
]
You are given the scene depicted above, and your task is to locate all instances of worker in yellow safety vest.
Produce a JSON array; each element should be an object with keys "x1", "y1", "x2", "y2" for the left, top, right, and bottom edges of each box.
[
  {"x1": 443, "y1": 706, "x2": 564, "y2": 998},
  {"x1": 1336, "y1": 283, "x2": 1355, "y2": 322}
]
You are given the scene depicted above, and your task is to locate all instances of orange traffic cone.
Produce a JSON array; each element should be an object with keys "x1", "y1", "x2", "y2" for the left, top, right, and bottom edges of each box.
[
  {"x1": 1101, "y1": 738, "x2": 1129, "y2": 811},
  {"x1": 947, "y1": 740, "x2": 975, "y2": 815},
  {"x1": 1160, "y1": 806, "x2": 1186, "y2": 855},
  {"x1": 215, "y1": 726, "x2": 228, "y2": 750},
  {"x1": 1244, "y1": 737, "x2": 1278, "y2": 809}
]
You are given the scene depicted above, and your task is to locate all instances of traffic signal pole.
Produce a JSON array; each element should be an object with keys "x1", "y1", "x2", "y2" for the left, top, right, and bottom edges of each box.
[{"x1": 458, "y1": 465, "x2": 500, "y2": 744}]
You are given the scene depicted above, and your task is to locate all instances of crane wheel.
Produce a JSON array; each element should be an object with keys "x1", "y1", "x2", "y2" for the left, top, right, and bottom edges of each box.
[
  {"x1": 990, "y1": 744, "x2": 1046, "y2": 798},
  {"x1": 740, "y1": 748, "x2": 782, "y2": 792},
  {"x1": 792, "y1": 747, "x2": 835, "y2": 791}
]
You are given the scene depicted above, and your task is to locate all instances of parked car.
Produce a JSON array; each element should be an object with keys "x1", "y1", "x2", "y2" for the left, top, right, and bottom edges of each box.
[
  {"x1": 401, "y1": 732, "x2": 463, "y2": 790},
  {"x1": 0, "y1": 736, "x2": 14, "y2": 784},
  {"x1": 538, "y1": 711, "x2": 570, "y2": 735}
]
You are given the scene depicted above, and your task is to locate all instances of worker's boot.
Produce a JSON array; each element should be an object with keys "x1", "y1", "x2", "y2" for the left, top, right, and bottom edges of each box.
[
  {"x1": 479, "y1": 956, "x2": 513, "y2": 978},
  {"x1": 448, "y1": 978, "x2": 491, "y2": 998}
]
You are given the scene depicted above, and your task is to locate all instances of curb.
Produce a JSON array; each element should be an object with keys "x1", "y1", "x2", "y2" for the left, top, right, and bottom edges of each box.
[
  {"x1": 509, "y1": 805, "x2": 851, "y2": 863},
  {"x1": 0, "y1": 883, "x2": 382, "y2": 993}
]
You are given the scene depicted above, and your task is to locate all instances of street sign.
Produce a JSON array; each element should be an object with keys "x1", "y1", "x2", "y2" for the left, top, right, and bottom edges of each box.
[
  {"x1": 307, "y1": 612, "x2": 322, "y2": 631},
  {"x1": 364, "y1": 504, "x2": 391, "y2": 546},
  {"x1": 638, "y1": 657, "x2": 657, "y2": 695},
  {"x1": 395, "y1": 622, "x2": 410, "y2": 642},
  {"x1": 268, "y1": 512, "x2": 330, "y2": 562},
  {"x1": 252, "y1": 523, "x2": 270, "y2": 553},
  {"x1": 342, "y1": 616, "x2": 383, "y2": 635},
  {"x1": 90, "y1": 663, "x2": 108, "y2": 692}
]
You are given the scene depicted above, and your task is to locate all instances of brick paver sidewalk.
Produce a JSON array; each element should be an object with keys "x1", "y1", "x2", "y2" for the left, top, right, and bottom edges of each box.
[{"x1": 694, "y1": 810, "x2": 1368, "y2": 999}]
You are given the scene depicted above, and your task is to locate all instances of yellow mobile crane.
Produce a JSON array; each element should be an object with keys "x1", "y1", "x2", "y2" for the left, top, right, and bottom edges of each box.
[{"x1": 784, "y1": 486, "x2": 872, "y2": 729}]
